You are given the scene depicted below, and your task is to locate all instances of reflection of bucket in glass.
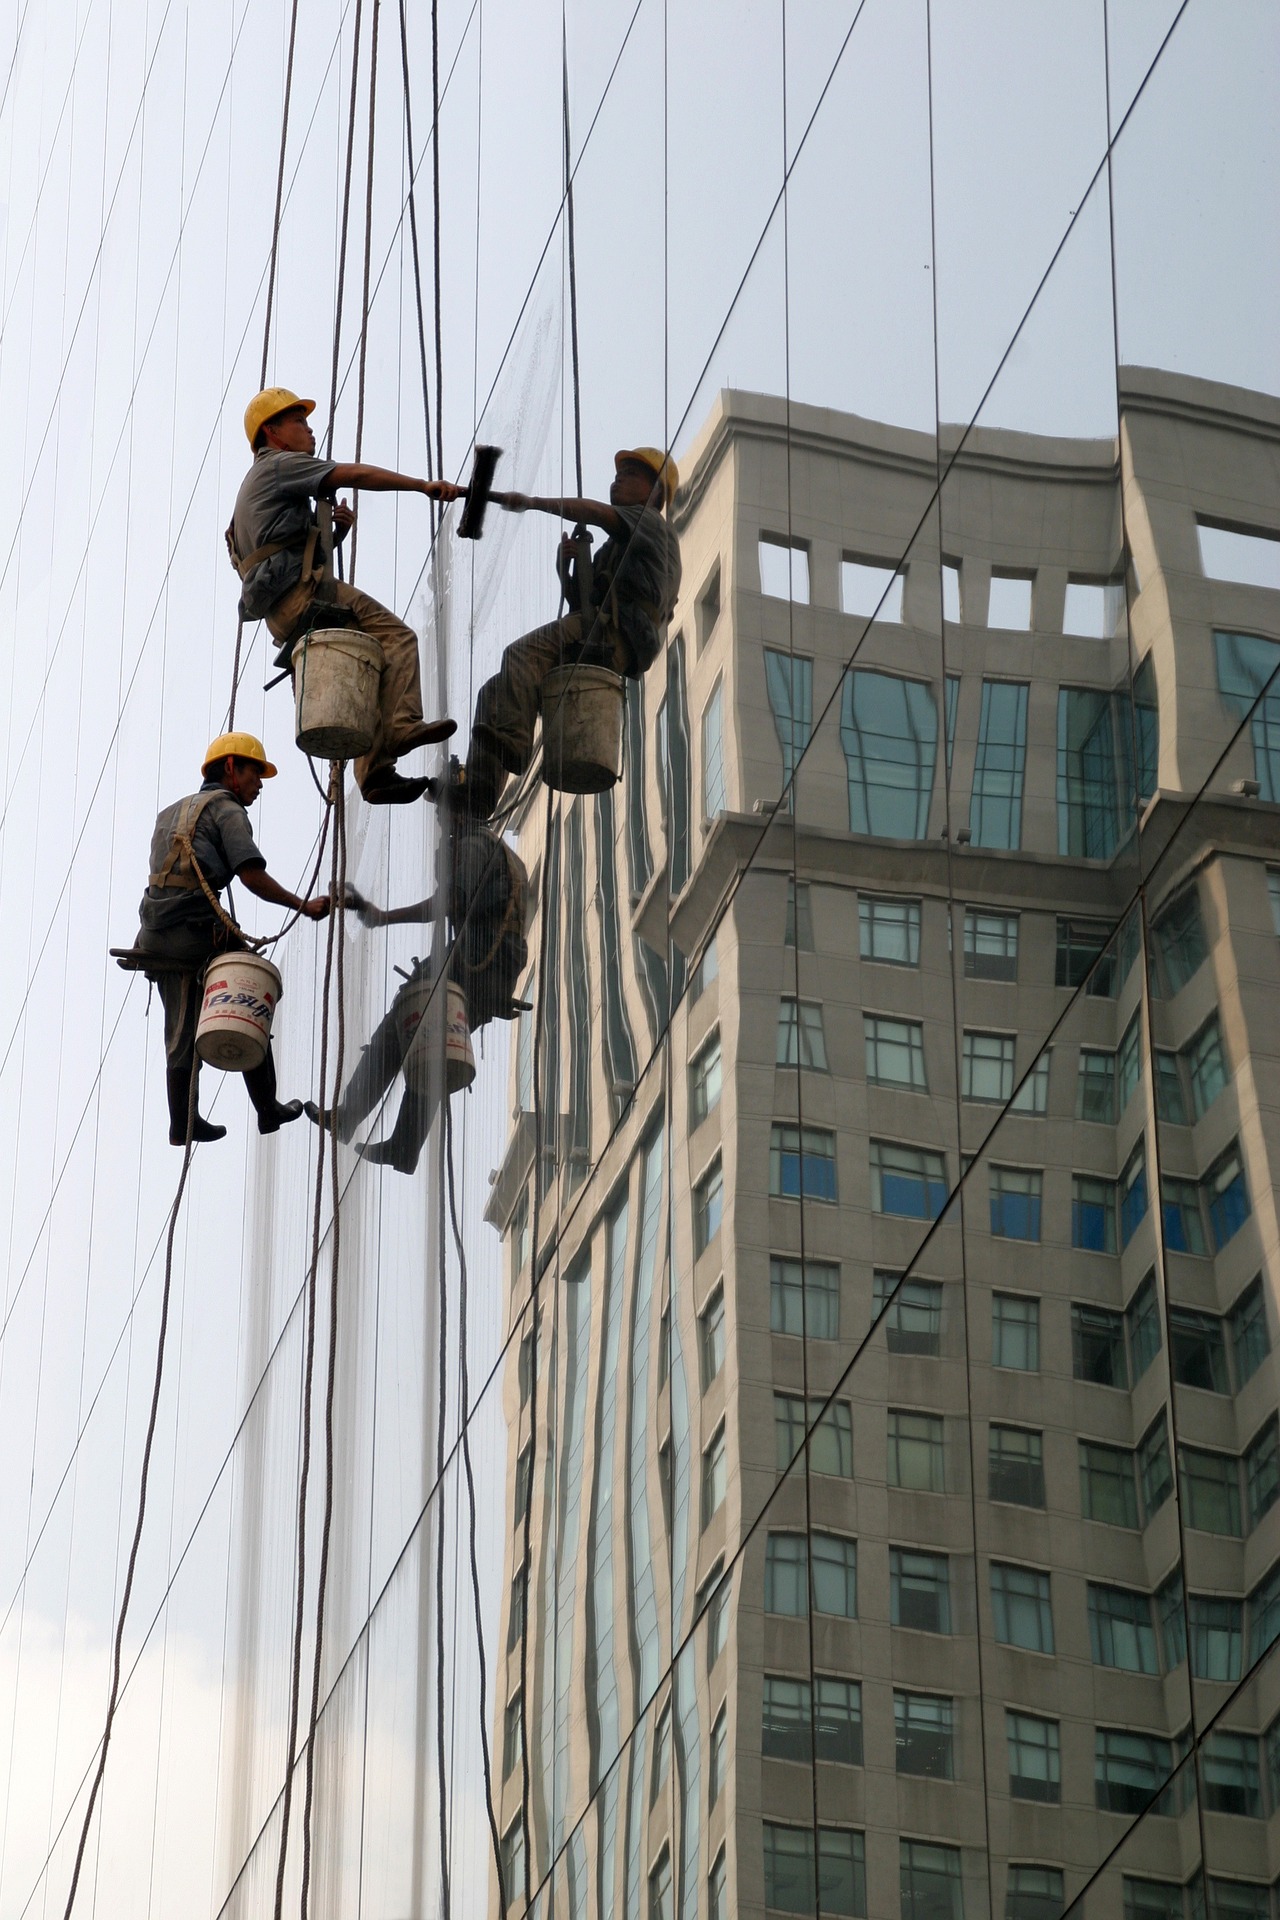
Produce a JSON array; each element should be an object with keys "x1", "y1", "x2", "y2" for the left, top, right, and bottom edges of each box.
[
  {"x1": 402, "y1": 977, "x2": 476, "y2": 1097},
  {"x1": 539, "y1": 663, "x2": 624, "y2": 792},
  {"x1": 292, "y1": 628, "x2": 383, "y2": 759},
  {"x1": 195, "y1": 952, "x2": 283, "y2": 1071}
]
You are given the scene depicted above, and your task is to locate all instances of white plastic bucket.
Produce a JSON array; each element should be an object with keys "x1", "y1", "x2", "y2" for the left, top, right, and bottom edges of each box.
[
  {"x1": 293, "y1": 628, "x2": 383, "y2": 759},
  {"x1": 401, "y1": 977, "x2": 476, "y2": 1097},
  {"x1": 195, "y1": 951, "x2": 283, "y2": 1071},
  {"x1": 539, "y1": 663, "x2": 625, "y2": 793}
]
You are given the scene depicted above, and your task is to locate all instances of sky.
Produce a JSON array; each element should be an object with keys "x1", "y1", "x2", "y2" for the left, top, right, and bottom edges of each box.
[{"x1": 0, "y1": 0, "x2": 1275, "y2": 1911}]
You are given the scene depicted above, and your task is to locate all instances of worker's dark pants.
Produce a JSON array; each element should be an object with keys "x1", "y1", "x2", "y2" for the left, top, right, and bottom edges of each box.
[
  {"x1": 339, "y1": 967, "x2": 443, "y2": 1174},
  {"x1": 135, "y1": 922, "x2": 284, "y2": 1128},
  {"x1": 465, "y1": 612, "x2": 630, "y2": 816}
]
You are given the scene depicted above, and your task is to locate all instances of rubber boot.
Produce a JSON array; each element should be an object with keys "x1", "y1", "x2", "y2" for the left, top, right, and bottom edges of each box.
[
  {"x1": 166, "y1": 1067, "x2": 227, "y2": 1147},
  {"x1": 355, "y1": 1092, "x2": 434, "y2": 1175},
  {"x1": 243, "y1": 1048, "x2": 305, "y2": 1135}
]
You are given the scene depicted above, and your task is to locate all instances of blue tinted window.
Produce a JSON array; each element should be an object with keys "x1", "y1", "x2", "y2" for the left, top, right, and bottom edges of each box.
[
  {"x1": 871, "y1": 1141, "x2": 947, "y2": 1220},
  {"x1": 764, "y1": 649, "x2": 814, "y2": 810},
  {"x1": 841, "y1": 671, "x2": 937, "y2": 839},
  {"x1": 1206, "y1": 1146, "x2": 1250, "y2": 1249},
  {"x1": 1058, "y1": 686, "x2": 1125, "y2": 858},
  {"x1": 1215, "y1": 630, "x2": 1280, "y2": 798},
  {"x1": 990, "y1": 1166, "x2": 1042, "y2": 1242},
  {"x1": 971, "y1": 680, "x2": 1028, "y2": 849}
]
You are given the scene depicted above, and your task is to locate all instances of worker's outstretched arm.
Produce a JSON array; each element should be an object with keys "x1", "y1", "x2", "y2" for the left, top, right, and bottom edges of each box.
[
  {"x1": 323, "y1": 463, "x2": 456, "y2": 499},
  {"x1": 492, "y1": 490, "x2": 623, "y2": 535},
  {"x1": 352, "y1": 892, "x2": 436, "y2": 929},
  {"x1": 239, "y1": 866, "x2": 331, "y2": 919}
]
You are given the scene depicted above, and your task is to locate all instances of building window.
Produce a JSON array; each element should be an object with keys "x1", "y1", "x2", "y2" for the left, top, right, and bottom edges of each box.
[
  {"x1": 1057, "y1": 685, "x2": 1126, "y2": 858},
  {"x1": 841, "y1": 556, "x2": 904, "y2": 622},
  {"x1": 765, "y1": 1534, "x2": 808, "y2": 1616},
  {"x1": 514, "y1": 1444, "x2": 532, "y2": 1524},
  {"x1": 1215, "y1": 627, "x2": 1280, "y2": 799},
  {"x1": 651, "y1": 1700, "x2": 672, "y2": 1803},
  {"x1": 1077, "y1": 1049, "x2": 1117, "y2": 1124},
  {"x1": 1119, "y1": 1141, "x2": 1148, "y2": 1247},
  {"x1": 778, "y1": 997, "x2": 830, "y2": 1070},
  {"x1": 963, "y1": 1030, "x2": 1015, "y2": 1103},
  {"x1": 770, "y1": 1257, "x2": 840, "y2": 1338},
  {"x1": 690, "y1": 937, "x2": 718, "y2": 1002},
  {"x1": 1116, "y1": 1012, "x2": 1141, "y2": 1109},
  {"x1": 502, "y1": 1693, "x2": 523, "y2": 1780},
  {"x1": 988, "y1": 571, "x2": 1033, "y2": 629},
  {"x1": 859, "y1": 894, "x2": 921, "y2": 965},
  {"x1": 1169, "y1": 1308, "x2": 1228, "y2": 1393},
  {"x1": 1157, "y1": 1574, "x2": 1186, "y2": 1671},
  {"x1": 871, "y1": 1139, "x2": 947, "y2": 1218},
  {"x1": 1072, "y1": 1303, "x2": 1127, "y2": 1386},
  {"x1": 1186, "y1": 1014, "x2": 1228, "y2": 1117},
  {"x1": 841, "y1": 670, "x2": 938, "y2": 839},
  {"x1": 702, "y1": 680, "x2": 726, "y2": 819},
  {"x1": 774, "y1": 1394, "x2": 853, "y2": 1478},
  {"x1": 963, "y1": 907, "x2": 1018, "y2": 980},
  {"x1": 1152, "y1": 887, "x2": 1208, "y2": 994},
  {"x1": 708, "y1": 1705, "x2": 728, "y2": 1810},
  {"x1": 702, "y1": 1424, "x2": 727, "y2": 1525},
  {"x1": 700, "y1": 1286, "x2": 726, "y2": 1387},
  {"x1": 901, "y1": 1840, "x2": 964, "y2": 1920},
  {"x1": 696, "y1": 561, "x2": 721, "y2": 649},
  {"x1": 894, "y1": 1691, "x2": 954, "y2": 1779},
  {"x1": 1161, "y1": 1176, "x2": 1207, "y2": 1254},
  {"x1": 763, "y1": 1676, "x2": 812, "y2": 1764},
  {"x1": 941, "y1": 562, "x2": 962, "y2": 623},
  {"x1": 970, "y1": 678, "x2": 1029, "y2": 849},
  {"x1": 1205, "y1": 1144, "x2": 1250, "y2": 1249},
  {"x1": 758, "y1": 534, "x2": 809, "y2": 603},
  {"x1": 785, "y1": 879, "x2": 814, "y2": 949},
  {"x1": 989, "y1": 1426, "x2": 1045, "y2": 1507},
  {"x1": 1011, "y1": 1049, "x2": 1051, "y2": 1113},
  {"x1": 1230, "y1": 1278, "x2": 1269, "y2": 1385},
  {"x1": 1089, "y1": 1584, "x2": 1159, "y2": 1673},
  {"x1": 501, "y1": 1817, "x2": 526, "y2": 1906},
  {"x1": 1056, "y1": 915, "x2": 1130, "y2": 995},
  {"x1": 1095, "y1": 1728, "x2": 1173, "y2": 1815},
  {"x1": 689, "y1": 1030, "x2": 722, "y2": 1126},
  {"x1": 764, "y1": 1824, "x2": 866, "y2": 1919},
  {"x1": 1139, "y1": 1415, "x2": 1173, "y2": 1519},
  {"x1": 812, "y1": 1535, "x2": 858, "y2": 1617},
  {"x1": 891, "y1": 1549, "x2": 951, "y2": 1633},
  {"x1": 1007, "y1": 1711, "x2": 1061, "y2": 1803},
  {"x1": 709, "y1": 1852, "x2": 727, "y2": 1920},
  {"x1": 874, "y1": 1273, "x2": 943, "y2": 1355},
  {"x1": 1202, "y1": 1734, "x2": 1263, "y2": 1817},
  {"x1": 1188, "y1": 1594, "x2": 1243, "y2": 1681},
  {"x1": 1248, "y1": 1562, "x2": 1280, "y2": 1663},
  {"x1": 1180, "y1": 1447, "x2": 1242, "y2": 1535},
  {"x1": 507, "y1": 1566, "x2": 527, "y2": 1651},
  {"x1": 990, "y1": 1165, "x2": 1042, "y2": 1241},
  {"x1": 1008, "y1": 1868, "x2": 1065, "y2": 1920},
  {"x1": 770, "y1": 1125, "x2": 837, "y2": 1202},
  {"x1": 695, "y1": 1157, "x2": 724, "y2": 1253},
  {"x1": 1080, "y1": 1441, "x2": 1140, "y2": 1528},
  {"x1": 865, "y1": 1014, "x2": 927, "y2": 1088},
  {"x1": 1154, "y1": 1049, "x2": 1186, "y2": 1123},
  {"x1": 888, "y1": 1410, "x2": 945, "y2": 1493},
  {"x1": 650, "y1": 1846, "x2": 673, "y2": 1920},
  {"x1": 1072, "y1": 1175, "x2": 1117, "y2": 1254},
  {"x1": 992, "y1": 1293, "x2": 1039, "y2": 1370},
  {"x1": 702, "y1": 1562, "x2": 731, "y2": 1668},
  {"x1": 816, "y1": 1677, "x2": 863, "y2": 1766},
  {"x1": 990, "y1": 1562, "x2": 1054, "y2": 1653},
  {"x1": 1124, "y1": 1884, "x2": 1182, "y2": 1920},
  {"x1": 510, "y1": 1189, "x2": 531, "y2": 1281},
  {"x1": 763, "y1": 648, "x2": 813, "y2": 809}
]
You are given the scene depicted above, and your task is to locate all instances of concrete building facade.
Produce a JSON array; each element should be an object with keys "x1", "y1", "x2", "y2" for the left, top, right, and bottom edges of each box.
[{"x1": 486, "y1": 370, "x2": 1280, "y2": 1920}]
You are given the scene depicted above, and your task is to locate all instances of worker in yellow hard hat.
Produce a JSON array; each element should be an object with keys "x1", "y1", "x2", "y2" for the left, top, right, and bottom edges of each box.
[
  {"x1": 432, "y1": 446, "x2": 682, "y2": 817},
  {"x1": 227, "y1": 388, "x2": 457, "y2": 805},
  {"x1": 134, "y1": 734, "x2": 332, "y2": 1145}
]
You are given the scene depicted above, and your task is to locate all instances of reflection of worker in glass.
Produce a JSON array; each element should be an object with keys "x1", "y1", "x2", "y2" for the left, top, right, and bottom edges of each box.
[
  {"x1": 434, "y1": 448, "x2": 682, "y2": 816},
  {"x1": 308, "y1": 817, "x2": 527, "y2": 1173}
]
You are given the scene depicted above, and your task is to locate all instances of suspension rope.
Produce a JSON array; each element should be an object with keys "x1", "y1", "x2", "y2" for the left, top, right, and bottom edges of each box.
[
  {"x1": 323, "y1": 0, "x2": 367, "y2": 457},
  {"x1": 396, "y1": 0, "x2": 435, "y2": 484},
  {"x1": 434, "y1": 1103, "x2": 452, "y2": 1920}
]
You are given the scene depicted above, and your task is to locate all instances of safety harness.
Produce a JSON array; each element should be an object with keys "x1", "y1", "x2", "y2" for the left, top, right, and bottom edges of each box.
[{"x1": 148, "y1": 791, "x2": 254, "y2": 947}]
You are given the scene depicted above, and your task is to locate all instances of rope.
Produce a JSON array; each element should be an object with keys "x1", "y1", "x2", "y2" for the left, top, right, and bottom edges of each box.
[
  {"x1": 324, "y1": 0, "x2": 366, "y2": 459},
  {"x1": 396, "y1": 0, "x2": 435, "y2": 483},
  {"x1": 443, "y1": 1100, "x2": 507, "y2": 1918},
  {"x1": 347, "y1": 0, "x2": 381, "y2": 583},
  {"x1": 272, "y1": 767, "x2": 344, "y2": 1920},
  {"x1": 434, "y1": 1111, "x2": 452, "y2": 1920},
  {"x1": 60, "y1": 1052, "x2": 202, "y2": 1920},
  {"x1": 430, "y1": 0, "x2": 445, "y2": 496}
]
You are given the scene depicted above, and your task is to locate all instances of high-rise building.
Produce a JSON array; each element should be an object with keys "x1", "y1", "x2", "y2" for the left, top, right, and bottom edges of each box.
[{"x1": 487, "y1": 369, "x2": 1280, "y2": 1920}]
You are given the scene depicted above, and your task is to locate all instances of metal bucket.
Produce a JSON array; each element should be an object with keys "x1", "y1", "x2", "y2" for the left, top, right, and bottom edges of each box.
[
  {"x1": 292, "y1": 628, "x2": 383, "y2": 759},
  {"x1": 539, "y1": 663, "x2": 625, "y2": 793},
  {"x1": 195, "y1": 951, "x2": 283, "y2": 1071},
  {"x1": 401, "y1": 977, "x2": 476, "y2": 1097}
]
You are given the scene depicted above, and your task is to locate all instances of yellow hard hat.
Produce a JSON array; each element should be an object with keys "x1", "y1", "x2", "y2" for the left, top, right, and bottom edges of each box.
[
  {"x1": 202, "y1": 732, "x2": 278, "y2": 778},
  {"x1": 616, "y1": 445, "x2": 679, "y2": 505},
  {"x1": 244, "y1": 387, "x2": 315, "y2": 448}
]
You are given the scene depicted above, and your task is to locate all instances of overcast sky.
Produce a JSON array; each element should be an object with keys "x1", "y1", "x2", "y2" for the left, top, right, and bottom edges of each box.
[{"x1": 0, "y1": 0, "x2": 1275, "y2": 1911}]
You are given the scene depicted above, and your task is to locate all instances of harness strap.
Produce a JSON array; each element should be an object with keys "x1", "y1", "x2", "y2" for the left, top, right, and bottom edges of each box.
[{"x1": 148, "y1": 791, "x2": 220, "y2": 891}]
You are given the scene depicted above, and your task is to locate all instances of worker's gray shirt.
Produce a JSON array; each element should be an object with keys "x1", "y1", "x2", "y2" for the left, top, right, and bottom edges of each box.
[
  {"x1": 138, "y1": 779, "x2": 266, "y2": 936},
  {"x1": 232, "y1": 448, "x2": 338, "y2": 619},
  {"x1": 590, "y1": 503, "x2": 682, "y2": 674}
]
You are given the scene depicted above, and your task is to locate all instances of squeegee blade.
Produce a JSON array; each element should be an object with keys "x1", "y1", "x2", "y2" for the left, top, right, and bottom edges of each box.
[{"x1": 457, "y1": 443, "x2": 502, "y2": 539}]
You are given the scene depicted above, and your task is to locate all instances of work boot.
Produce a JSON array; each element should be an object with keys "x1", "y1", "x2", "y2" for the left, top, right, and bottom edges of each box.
[
  {"x1": 362, "y1": 769, "x2": 432, "y2": 806},
  {"x1": 166, "y1": 1067, "x2": 227, "y2": 1147},
  {"x1": 355, "y1": 1134, "x2": 422, "y2": 1176},
  {"x1": 243, "y1": 1052, "x2": 306, "y2": 1135},
  {"x1": 303, "y1": 1100, "x2": 358, "y2": 1145},
  {"x1": 395, "y1": 716, "x2": 457, "y2": 754}
]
